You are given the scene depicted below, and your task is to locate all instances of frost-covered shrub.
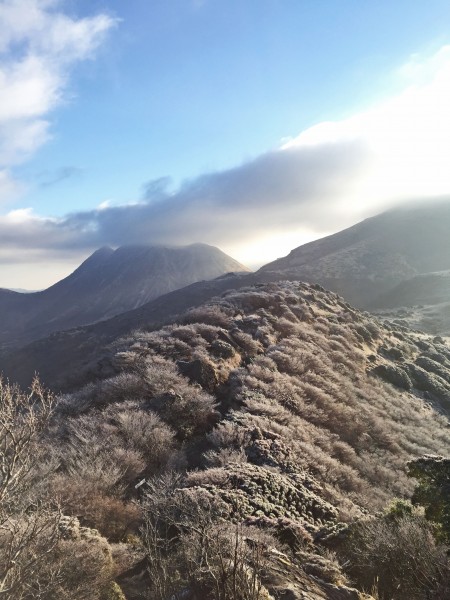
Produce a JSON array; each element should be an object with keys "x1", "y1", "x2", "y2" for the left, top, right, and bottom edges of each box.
[{"x1": 371, "y1": 364, "x2": 412, "y2": 390}]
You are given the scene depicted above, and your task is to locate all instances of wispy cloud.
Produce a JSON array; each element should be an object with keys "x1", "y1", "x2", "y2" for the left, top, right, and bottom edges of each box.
[
  {"x1": 38, "y1": 166, "x2": 83, "y2": 188},
  {"x1": 0, "y1": 0, "x2": 117, "y2": 203},
  {"x1": 2, "y1": 43, "x2": 450, "y2": 286}
]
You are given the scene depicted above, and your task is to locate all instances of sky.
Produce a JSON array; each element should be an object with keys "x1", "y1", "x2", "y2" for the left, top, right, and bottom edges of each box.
[{"x1": 2, "y1": 0, "x2": 450, "y2": 288}]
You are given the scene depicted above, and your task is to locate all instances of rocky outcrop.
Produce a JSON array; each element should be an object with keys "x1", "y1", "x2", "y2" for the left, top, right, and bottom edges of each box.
[
  {"x1": 261, "y1": 551, "x2": 374, "y2": 600},
  {"x1": 183, "y1": 463, "x2": 338, "y2": 531}
]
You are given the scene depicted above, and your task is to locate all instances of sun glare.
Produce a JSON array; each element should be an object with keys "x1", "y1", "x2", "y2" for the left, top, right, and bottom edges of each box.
[
  {"x1": 285, "y1": 45, "x2": 450, "y2": 211},
  {"x1": 228, "y1": 229, "x2": 330, "y2": 270}
]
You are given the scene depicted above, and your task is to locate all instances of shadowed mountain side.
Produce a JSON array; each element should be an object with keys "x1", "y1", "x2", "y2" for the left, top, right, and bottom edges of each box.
[
  {"x1": 373, "y1": 271, "x2": 450, "y2": 309},
  {"x1": 0, "y1": 243, "x2": 249, "y2": 349},
  {"x1": 0, "y1": 271, "x2": 289, "y2": 392},
  {"x1": 259, "y1": 201, "x2": 450, "y2": 308},
  {"x1": 368, "y1": 268, "x2": 450, "y2": 338}
]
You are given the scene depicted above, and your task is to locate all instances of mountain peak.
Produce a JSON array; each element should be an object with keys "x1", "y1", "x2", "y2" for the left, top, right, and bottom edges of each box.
[
  {"x1": 76, "y1": 246, "x2": 114, "y2": 271},
  {"x1": 0, "y1": 243, "x2": 249, "y2": 348}
]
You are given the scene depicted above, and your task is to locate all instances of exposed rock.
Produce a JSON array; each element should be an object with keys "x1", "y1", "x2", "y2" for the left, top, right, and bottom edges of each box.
[
  {"x1": 183, "y1": 463, "x2": 338, "y2": 530},
  {"x1": 262, "y1": 552, "x2": 373, "y2": 600}
]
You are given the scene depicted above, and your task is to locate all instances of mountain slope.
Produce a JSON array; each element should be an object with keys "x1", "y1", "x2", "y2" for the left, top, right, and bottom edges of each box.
[
  {"x1": 259, "y1": 201, "x2": 450, "y2": 308},
  {"x1": 0, "y1": 271, "x2": 282, "y2": 391},
  {"x1": 42, "y1": 280, "x2": 449, "y2": 598},
  {"x1": 0, "y1": 243, "x2": 249, "y2": 349}
]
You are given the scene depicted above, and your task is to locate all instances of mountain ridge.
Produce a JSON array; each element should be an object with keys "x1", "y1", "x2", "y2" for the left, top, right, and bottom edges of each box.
[
  {"x1": 13, "y1": 279, "x2": 448, "y2": 598},
  {"x1": 260, "y1": 201, "x2": 450, "y2": 308}
]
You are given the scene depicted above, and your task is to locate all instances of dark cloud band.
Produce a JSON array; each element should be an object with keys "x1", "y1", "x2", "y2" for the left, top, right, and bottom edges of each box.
[{"x1": 0, "y1": 139, "x2": 370, "y2": 261}]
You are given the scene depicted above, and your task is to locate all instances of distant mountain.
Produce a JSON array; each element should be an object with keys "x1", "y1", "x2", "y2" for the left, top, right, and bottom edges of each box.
[
  {"x1": 6, "y1": 201, "x2": 450, "y2": 387},
  {"x1": 260, "y1": 201, "x2": 450, "y2": 308},
  {"x1": 0, "y1": 243, "x2": 249, "y2": 349}
]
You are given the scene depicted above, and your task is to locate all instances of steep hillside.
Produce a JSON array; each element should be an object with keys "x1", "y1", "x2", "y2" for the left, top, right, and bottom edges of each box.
[
  {"x1": 0, "y1": 243, "x2": 249, "y2": 349},
  {"x1": 12, "y1": 281, "x2": 448, "y2": 599},
  {"x1": 104, "y1": 281, "x2": 450, "y2": 506},
  {"x1": 260, "y1": 202, "x2": 450, "y2": 308}
]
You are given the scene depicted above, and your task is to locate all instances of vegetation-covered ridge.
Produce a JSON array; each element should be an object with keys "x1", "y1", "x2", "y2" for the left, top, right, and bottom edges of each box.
[
  {"x1": 1, "y1": 281, "x2": 449, "y2": 599},
  {"x1": 109, "y1": 281, "x2": 449, "y2": 513}
]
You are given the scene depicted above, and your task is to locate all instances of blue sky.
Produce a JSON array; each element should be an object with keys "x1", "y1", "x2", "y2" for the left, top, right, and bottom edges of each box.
[{"x1": 2, "y1": 0, "x2": 450, "y2": 287}]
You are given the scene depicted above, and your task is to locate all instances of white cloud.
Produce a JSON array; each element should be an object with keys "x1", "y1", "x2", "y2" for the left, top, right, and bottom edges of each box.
[
  {"x1": 0, "y1": 118, "x2": 51, "y2": 165},
  {"x1": 0, "y1": 0, "x2": 116, "y2": 60},
  {"x1": 285, "y1": 45, "x2": 450, "y2": 214},
  {"x1": 97, "y1": 200, "x2": 111, "y2": 210},
  {"x1": 0, "y1": 55, "x2": 59, "y2": 122},
  {"x1": 0, "y1": 0, "x2": 117, "y2": 200}
]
